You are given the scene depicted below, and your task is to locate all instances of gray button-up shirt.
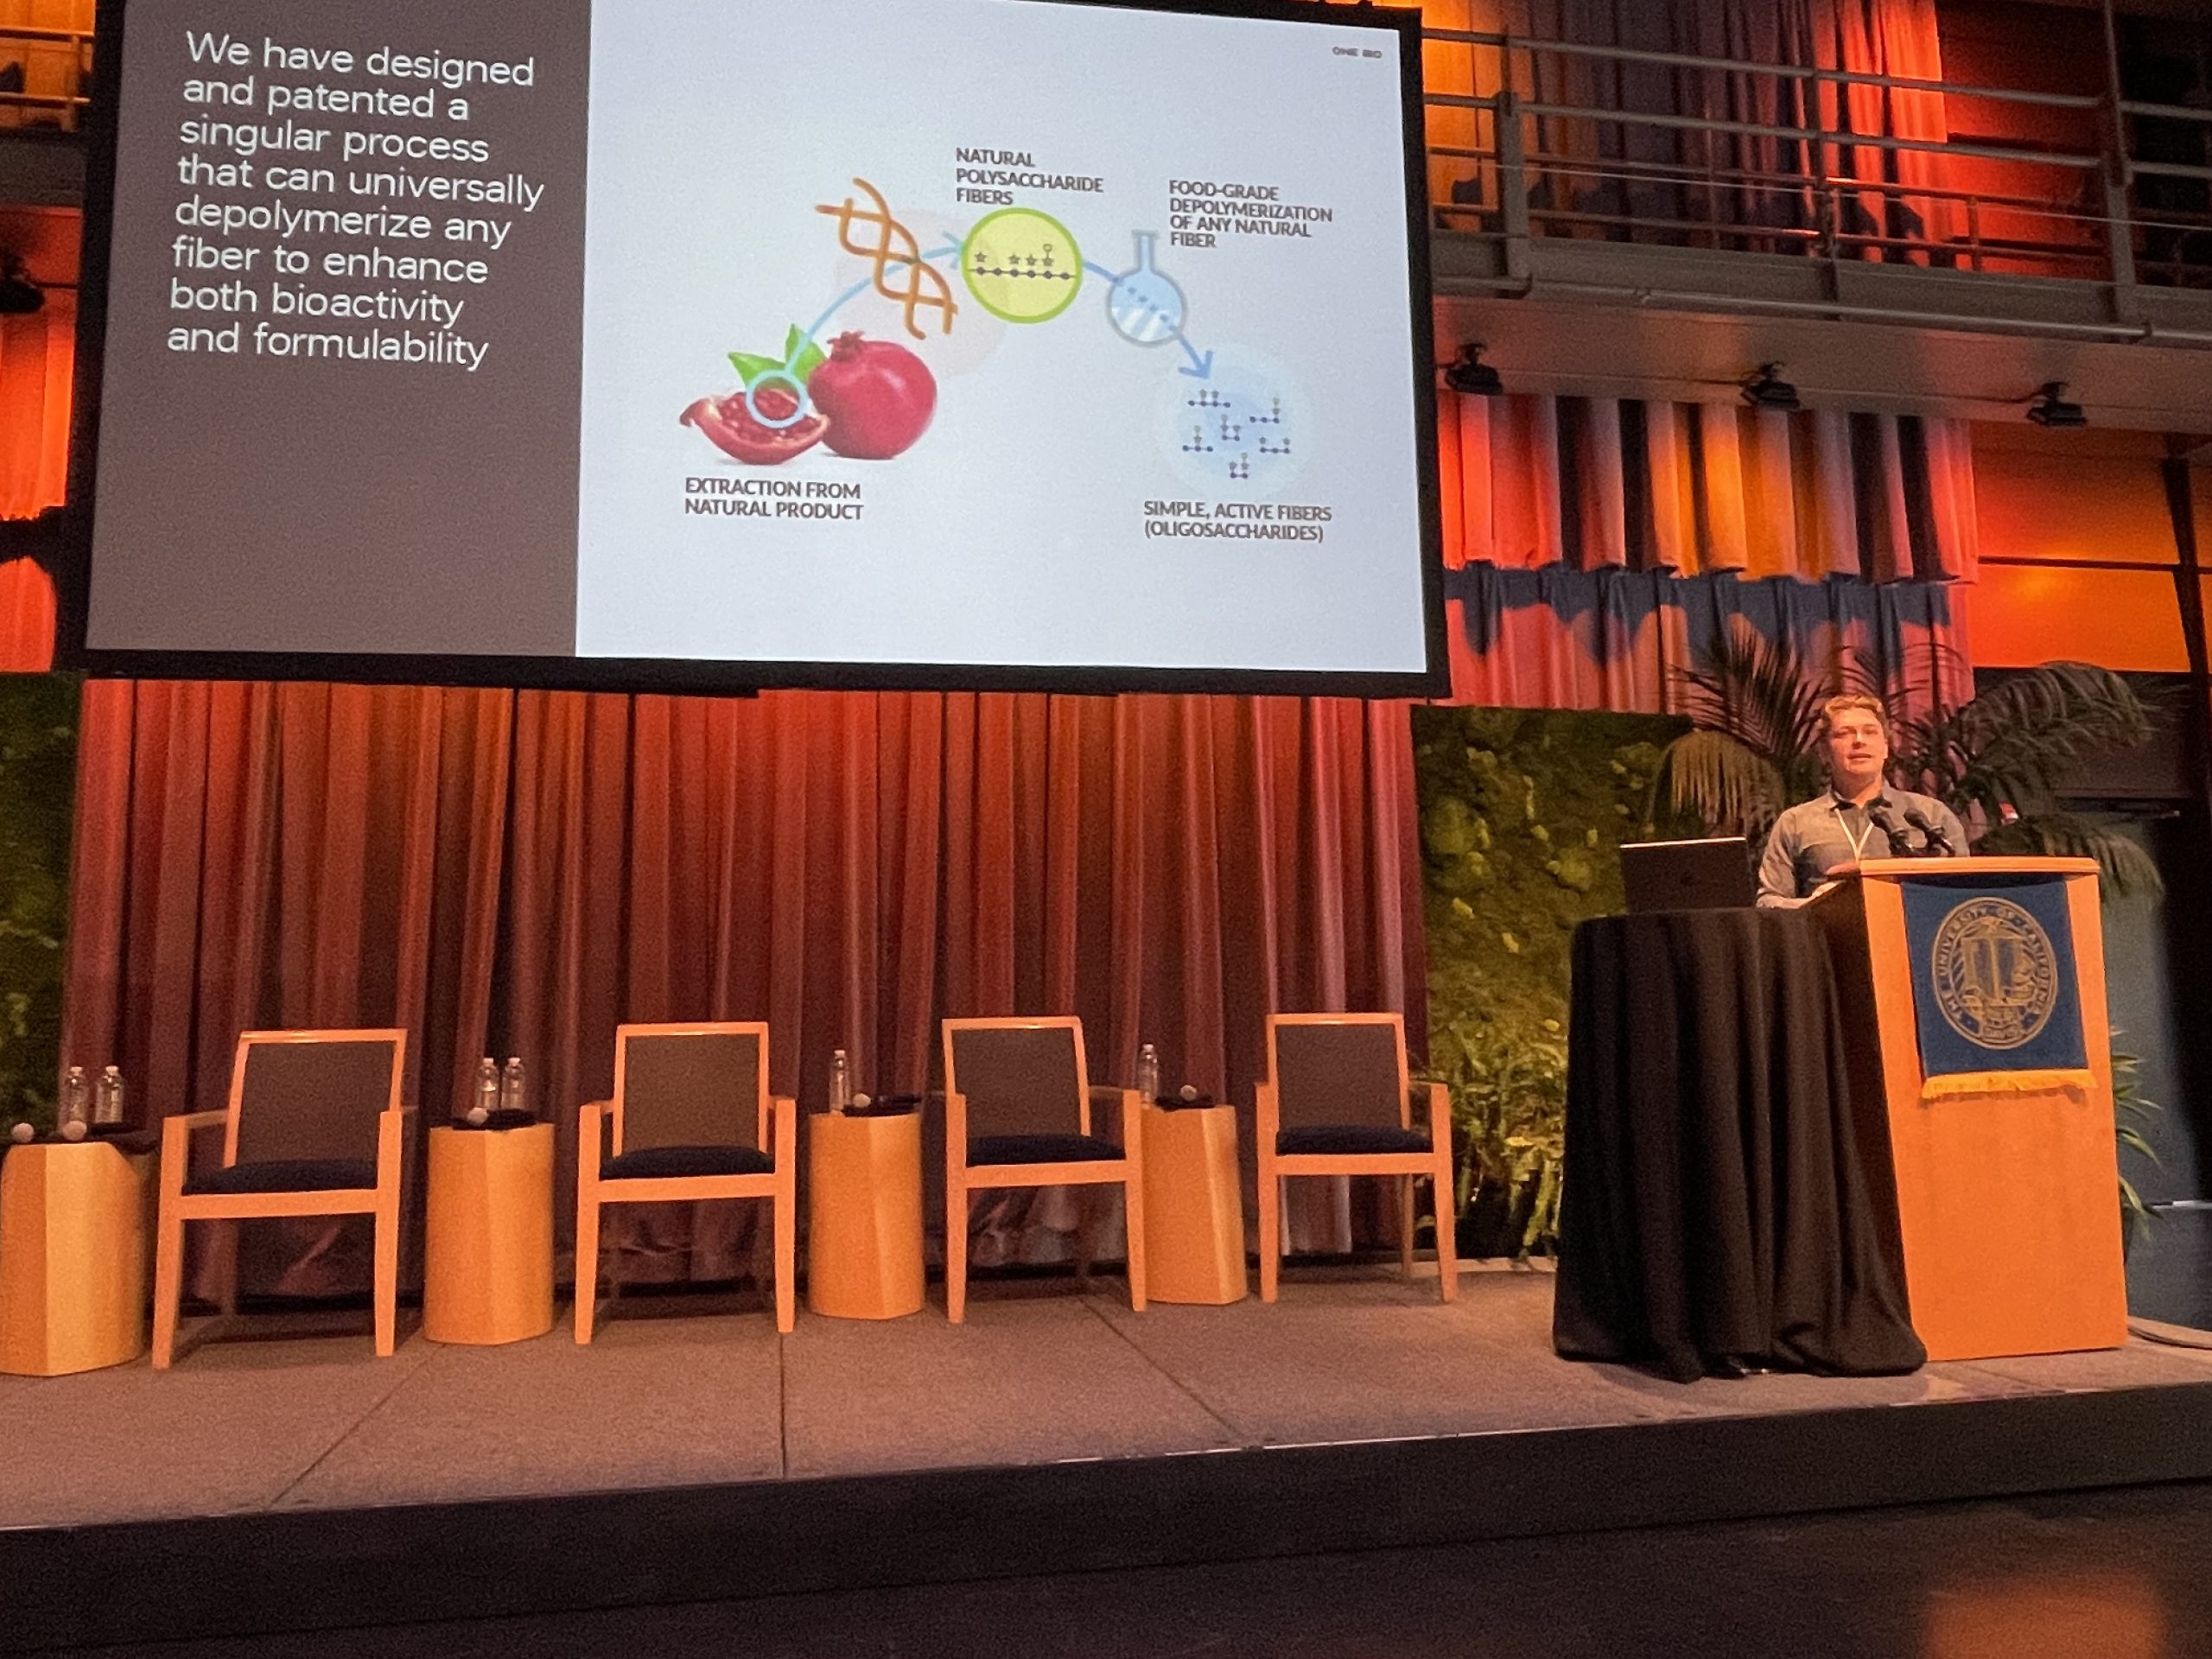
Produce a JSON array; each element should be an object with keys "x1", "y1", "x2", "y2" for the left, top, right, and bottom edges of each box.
[{"x1": 1756, "y1": 788, "x2": 1971, "y2": 906}]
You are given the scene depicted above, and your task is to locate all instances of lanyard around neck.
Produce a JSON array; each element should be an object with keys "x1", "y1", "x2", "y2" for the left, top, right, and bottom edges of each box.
[{"x1": 1834, "y1": 798, "x2": 1878, "y2": 861}]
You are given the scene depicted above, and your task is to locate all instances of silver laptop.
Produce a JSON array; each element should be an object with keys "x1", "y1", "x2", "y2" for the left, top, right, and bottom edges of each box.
[{"x1": 1620, "y1": 837, "x2": 1756, "y2": 913}]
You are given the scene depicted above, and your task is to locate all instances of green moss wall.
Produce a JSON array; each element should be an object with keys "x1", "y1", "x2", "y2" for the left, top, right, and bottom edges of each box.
[
  {"x1": 1413, "y1": 706, "x2": 1690, "y2": 1248},
  {"x1": 0, "y1": 674, "x2": 76, "y2": 1131}
]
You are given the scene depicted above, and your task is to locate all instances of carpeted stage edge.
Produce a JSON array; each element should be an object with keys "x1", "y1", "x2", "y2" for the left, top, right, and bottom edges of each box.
[{"x1": 5, "y1": 1269, "x2": 2212, "y2": 1652}]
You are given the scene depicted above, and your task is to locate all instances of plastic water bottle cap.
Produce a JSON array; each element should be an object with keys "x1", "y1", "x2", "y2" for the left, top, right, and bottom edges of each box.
[
  {"x1": 465, "y1": 1105, "x2": 490, "y2": 1127},
  {"x1": 8, "y1": 1122, "x2": 31, "y2": 1143},
  {"x1": 1179, "y1": 1084, "x2": 1199, "y2": 1102},
  {"x1": 59, "y1": 1121, "x2": 87, "y2": 1142}
]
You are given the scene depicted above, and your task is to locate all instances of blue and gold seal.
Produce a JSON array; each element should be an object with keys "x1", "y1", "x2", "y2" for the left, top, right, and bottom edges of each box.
[{"x1": 1927, "y1": 897, "x2": 2059, "y2": 1052}]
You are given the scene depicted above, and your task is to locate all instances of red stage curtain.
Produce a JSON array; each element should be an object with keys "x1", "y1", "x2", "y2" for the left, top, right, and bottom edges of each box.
[
  {"x1": 1433, "y1": 385, "x2": 1976, "y2": 713},
  {"x1": 60, "y1": 681, "x2": 1424, "y2": 1287},
  {"x1": 0, "y1": 556, "x2": 53, "y2": 670},
  {"x1": 1441, "y1": 562, "x2": 1970, "y2": 711},
  {"x1": 1437, "y1": 391, "x2": 1979, "y2": 582},
  {"x1": 0, "y1": 293, "x2": 72, "y2": 671},
  {"x1": 1509, "y1": 0, "x2": 1957, "y2": 257}
]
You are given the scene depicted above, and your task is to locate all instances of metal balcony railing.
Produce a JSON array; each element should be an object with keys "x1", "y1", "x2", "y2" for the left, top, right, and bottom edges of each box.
[
  {"x1": 6, "y1": 18, "x2": 2210, "y2": 302},
  {"x1": 1418, "y1": 26, "x2": 2212, "y2": 298}
]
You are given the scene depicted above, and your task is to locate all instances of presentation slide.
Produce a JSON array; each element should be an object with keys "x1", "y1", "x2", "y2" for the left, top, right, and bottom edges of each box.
[{"x1": 79, "y1": 0, "x2": 1440, "y2": 691}]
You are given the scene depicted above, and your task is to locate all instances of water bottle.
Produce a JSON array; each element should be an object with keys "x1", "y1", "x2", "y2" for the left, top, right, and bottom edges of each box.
[
  {"x1": 472, "y1": 1057, "x2": 498, "y2": 1124},
  {"x1": 829, "y1": 1048, "x2": 851, "y2": 1114},
  {"x1": 499, "y1": 1056, "x2": 525, "y2": 1119},
  {"x1": 94, "y1": 1065, "x2": 124, "y2": 1126},
  {"x1": 59, "y1": 1066, "x2": 89, "y2": 1140},
  {"x1": 1135, "y1": 1043, "x2": 1160, "y2": 1103}
]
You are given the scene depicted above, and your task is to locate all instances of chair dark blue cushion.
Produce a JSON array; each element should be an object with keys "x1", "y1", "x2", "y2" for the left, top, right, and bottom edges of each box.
[
  {"x1": 605, "y1": 1145, "x2": 773, "y2": 1179},
  {"x1": 184, "y1": 1158, "x2": 378, "y2": 1195},
  {"x1": 1276, "y1": 1126, "x2": 1431, "y2": 1157},
  {"x1": 968, "y1": 1133, "x2": 1122, "y2": 1166}
]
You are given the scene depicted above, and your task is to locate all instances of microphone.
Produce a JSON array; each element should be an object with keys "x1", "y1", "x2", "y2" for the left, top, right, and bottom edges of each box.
[
  {"x1": 1865, "y1": 798, "x2": 1917, "y2": 856},
  {"x1": 1902, "y1": 806, "x2": 1955, "y2": 856}
]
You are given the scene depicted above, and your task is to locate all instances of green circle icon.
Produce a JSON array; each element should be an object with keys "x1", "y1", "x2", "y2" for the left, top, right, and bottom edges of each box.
[{"x1": 960, "y1": 208, "x2": 1084, "y2": 324}]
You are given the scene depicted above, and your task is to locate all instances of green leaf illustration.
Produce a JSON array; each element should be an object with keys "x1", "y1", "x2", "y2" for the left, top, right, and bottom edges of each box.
[
  {"x1": 728, "y1": 350, "x2": 782, "y2": 386},
  {"x1": 784, "y1": 325, "x2": 826, "y2": 387}
]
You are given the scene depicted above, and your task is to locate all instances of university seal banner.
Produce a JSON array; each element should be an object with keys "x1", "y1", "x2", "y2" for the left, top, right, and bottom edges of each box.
[{"x1": 1898, "y1": 874, "x2": 2090, "y2": 1098}]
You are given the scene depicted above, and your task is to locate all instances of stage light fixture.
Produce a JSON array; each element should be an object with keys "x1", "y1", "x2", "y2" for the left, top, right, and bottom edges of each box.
[
  {"x1": 0, "y1": 256, "x2": 41, "y2": 316},
  {"x1": 1740, "y1": 363, "x2": 1800, "y2": 412},
  {"x1": 1441, "y1": 343, "x2": 1504, "y2": 397},
  {"x1": 2026, "y1": 382, "x2": 2087, "y2": 429}
]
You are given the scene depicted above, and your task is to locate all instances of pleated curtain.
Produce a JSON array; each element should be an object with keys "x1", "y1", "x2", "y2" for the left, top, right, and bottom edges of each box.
[
  {"x1": 0, "y1": 292, "x2": 73, "y2": 669},
  {"x1": 1438, "y1": 391, "x2": 1978, "y2": 582},
  {"x1": 1497, "y1": 0, "x2": 1958, "y2": 255},
  {"x1": 60, "y1": 680, "x2": 1424, "y2": 1285}
]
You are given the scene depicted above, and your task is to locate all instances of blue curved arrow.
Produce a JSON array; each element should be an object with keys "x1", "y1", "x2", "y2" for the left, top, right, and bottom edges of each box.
[
  {"x1": 799, "y1": 276, "x2": 877, "y2": 357},
  {"x1": 1178, "y1": 337, "x2": 1214, "y2": 379},
  {"x1": 789, "y1": 237, "x2": 966, "y2": 367}
]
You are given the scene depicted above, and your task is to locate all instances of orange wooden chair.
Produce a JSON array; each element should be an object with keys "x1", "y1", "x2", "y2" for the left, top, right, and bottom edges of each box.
[
  {"x1": 942, "y1": 1017, "x2": 1147, "y2": 1322},
  {"x1": 152, "y1": 1028, "x2": 409, "y2": 1368},
  {"x1": 1256, "y1": 1013, "x2": 1457, "y2": 1304},
  {"x1": 575, "y1": 1021, "x2": 796, "y2": 1340}
]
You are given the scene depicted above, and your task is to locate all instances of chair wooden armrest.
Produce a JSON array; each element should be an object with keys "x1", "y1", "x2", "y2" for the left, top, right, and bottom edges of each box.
[
  {"x1": 945, "y1": 1089, "x2": 969, "y2": 1157},
  {"x1": 159, "y1": 1109, "x2": 231, "y2": 1188},
  {"x1": 1422, "y1": 1080, "x2": 1452, "y2": 1152},
  {"x1": 377, "y1": 1108, "x2": 407, "y2": 1177},
  {"x1": 771, "y1": 1096, "x2": 798, "y2": 1332},
  {"x1": 167, "y1": 1109, "x2": 229, "y2": 1130},
  {"x1": 1254, "y1": 1080, "x2": 1281, "y2": 1302},
  {"x1": 1426, "y1": 1078, "x2": 1459, "y2": 1302},
  {"x1": 1088, "y1": 1083, "x2": 1138, "y2": 1147},
  {"x1": 771, "y1": 1095, "x2": 796, "y2": 1170},
  {"x1": 576, "y1": 1101, "x2": 607, "y2": 1180}
]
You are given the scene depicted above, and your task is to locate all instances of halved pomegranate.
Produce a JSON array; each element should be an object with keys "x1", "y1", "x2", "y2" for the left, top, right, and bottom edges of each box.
[{"x1": 680, "y1": 383, "x2": 827, "y2": 465}]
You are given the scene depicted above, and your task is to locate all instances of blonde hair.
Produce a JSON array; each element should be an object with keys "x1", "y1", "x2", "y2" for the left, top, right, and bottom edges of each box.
[{"x1": 1819, "y1": 694, "x2": 1889, "y2": 740}]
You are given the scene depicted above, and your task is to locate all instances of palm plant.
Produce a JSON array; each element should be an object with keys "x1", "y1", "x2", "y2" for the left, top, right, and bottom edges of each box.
[
  {"x1": 1425, "y1": 1014, "x2": 1567, "y2": 1260},
  {"x1": 2113, "y1": 1041, "x2": 2161, "y2": 1247},
  {"x1": 1650, "y1": 633, "x2": 2161, "y2": 896}
]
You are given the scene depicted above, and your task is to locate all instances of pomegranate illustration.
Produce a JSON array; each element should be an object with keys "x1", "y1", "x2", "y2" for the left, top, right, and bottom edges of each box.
[{"x1": 805, "y1": 333, "x2": 937, "y2": 460}]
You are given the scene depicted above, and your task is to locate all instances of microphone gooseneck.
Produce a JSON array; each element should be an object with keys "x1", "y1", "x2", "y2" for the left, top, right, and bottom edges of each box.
[
  {"x1": 1902, "y1": 806, "x2": 1955, "y2": 856},
  {"x1": 1865, "y1": 798, "x2": 1917, "y2": 857}
]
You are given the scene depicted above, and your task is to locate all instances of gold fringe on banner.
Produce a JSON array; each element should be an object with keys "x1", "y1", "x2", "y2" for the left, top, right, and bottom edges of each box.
[{"x1": 1920, "y1": 1070, "x2": 2097, "y2": 1103}]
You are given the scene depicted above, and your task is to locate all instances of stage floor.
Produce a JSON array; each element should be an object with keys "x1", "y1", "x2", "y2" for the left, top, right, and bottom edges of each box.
[{"x1": 10, "y1": 1261, "x2": 2212, "y2": 1533}]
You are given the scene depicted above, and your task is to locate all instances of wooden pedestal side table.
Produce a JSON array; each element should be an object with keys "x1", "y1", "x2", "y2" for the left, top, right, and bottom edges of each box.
[
  {"x1": 1141, "y1": 1102, "x2": 1248, "y2": 1305},
  {"x1": 0, "y1": 1141, "x2": 151, "y2": 1376},
  {"x1": 424, "y1": 1122, "x2": 555, "y2": 1345},
  {"x1": 807, "y1": 1109, "x2": 925, "y2": 1319}
]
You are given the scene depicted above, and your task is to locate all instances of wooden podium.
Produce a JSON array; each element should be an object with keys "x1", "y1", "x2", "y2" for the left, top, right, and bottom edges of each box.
[{"x1": 1810, "y1": 856, "x2": 2127, "y2": 1361}]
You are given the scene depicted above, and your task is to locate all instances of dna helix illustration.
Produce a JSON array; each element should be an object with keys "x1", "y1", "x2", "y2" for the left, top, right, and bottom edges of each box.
[{"x1": 815, "y1": 177, "x2": 957, "y2": 340}]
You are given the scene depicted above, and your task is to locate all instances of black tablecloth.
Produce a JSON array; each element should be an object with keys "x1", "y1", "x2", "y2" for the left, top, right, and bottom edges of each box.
[{"x1": 1552, "y1": 908, "x2": 1925, "y2": 1382}]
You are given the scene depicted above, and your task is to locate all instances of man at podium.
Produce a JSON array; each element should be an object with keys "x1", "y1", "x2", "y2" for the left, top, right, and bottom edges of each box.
[{"x1": 1757, "y1": 695, "x2": 1969, "y2": 907}]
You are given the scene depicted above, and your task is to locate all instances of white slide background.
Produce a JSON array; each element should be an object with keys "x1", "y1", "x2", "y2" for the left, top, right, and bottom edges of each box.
[{"x1": 574, "y1": 0, "x2": 1427, "y2": 673}]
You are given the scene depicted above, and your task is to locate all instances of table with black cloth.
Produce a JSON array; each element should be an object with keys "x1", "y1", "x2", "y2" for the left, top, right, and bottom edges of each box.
[{"x1": 1552, "y1": 907, "x2": 1926, "y2": 1382}]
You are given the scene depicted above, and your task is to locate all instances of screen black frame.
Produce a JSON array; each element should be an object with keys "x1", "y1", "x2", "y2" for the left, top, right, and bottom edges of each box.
[{"x1": 60, "y1": 0, "x2": 1446, "y2": 699}]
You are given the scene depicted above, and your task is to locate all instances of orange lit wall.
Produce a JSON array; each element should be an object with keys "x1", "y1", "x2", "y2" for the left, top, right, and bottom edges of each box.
[{"x1": 1967, "y1": 423, "x2": 2190, "y2": 673}]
